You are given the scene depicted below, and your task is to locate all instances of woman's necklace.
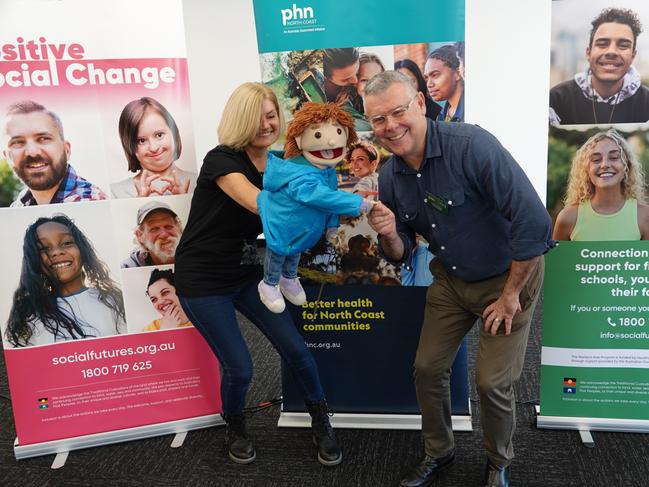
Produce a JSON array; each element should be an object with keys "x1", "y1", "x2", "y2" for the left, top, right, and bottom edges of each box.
[
  {"x1": 444, "y1": 102, "x2": 455, "y2": 122},
  {"x1": 591, "y1": 81, "x2": 620, "y2": 124},
  {"x1": 245, "y1": 148, "x2": 267, "y2": 175}
]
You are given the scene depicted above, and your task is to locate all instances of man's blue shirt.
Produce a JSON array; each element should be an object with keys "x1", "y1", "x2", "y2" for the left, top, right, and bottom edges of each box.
[{"x1": 378, "y1": 119, "x2": 553, "y2": 282}]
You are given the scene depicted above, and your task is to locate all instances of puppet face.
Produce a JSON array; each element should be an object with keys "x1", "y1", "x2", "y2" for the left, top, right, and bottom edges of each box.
[{"x1": 295, "y1": 120, "x2": 348, "y2": 168}]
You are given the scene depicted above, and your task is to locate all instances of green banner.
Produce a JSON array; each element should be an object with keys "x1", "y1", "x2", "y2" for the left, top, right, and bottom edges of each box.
[{"x1": 540, "y1": 241, "x2": 649, "y2": 419}]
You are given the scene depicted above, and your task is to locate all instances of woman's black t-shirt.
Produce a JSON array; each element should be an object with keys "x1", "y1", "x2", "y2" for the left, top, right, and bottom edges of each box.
[{"x1": 174, "y1": 145, "x2": 263, "y2": 297}]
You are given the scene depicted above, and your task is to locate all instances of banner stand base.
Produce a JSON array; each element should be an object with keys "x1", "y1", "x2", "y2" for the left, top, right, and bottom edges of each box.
[
  {"x1": 170, "y1": 432, "x2": 188, "y2": 448},
  {"x1": 537, "y1": 415, "x2": 649, "y2": 434},
  {"x1": 278, "y1": 412, "x2": 472, "y2": 431},
  {"x1": 578, "y1": 430, "x2": 595, "y2": 448},
  {"x1": 14, "y1": 413, "x2": 224, "y2": 461},
  {"x1": 51, "y1": 451, "x2": 69, "y2": 469}
]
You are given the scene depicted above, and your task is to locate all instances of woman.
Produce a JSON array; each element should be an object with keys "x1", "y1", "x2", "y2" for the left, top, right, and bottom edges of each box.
[
  {"x1": 142, "y1": 269, "x2": 192, "y2": 331},
  {"x1": 5, "y1": 214, "x2": 126, "y2": 347},
  {"x1": 111, "y1": 97, "x2": 197, "y2": 198},
  {"x1": 174, "y1": 82, "x2": 342, "y2": 466},
  {"x1": 553, "y1": 129, "x2": 649, "y2": 241},
  {"x1": 348, "y1": 141, "x2": 380, "y2": 200},
  {"x1": 394, "y1": 58, "x2": 442, "y2": 120},
  {"x1": 356, "y1": 53, "x2": 385, "y2": 99},
  {"x1": 423, "y1": 45, "x2": 464, "y2": 122}
]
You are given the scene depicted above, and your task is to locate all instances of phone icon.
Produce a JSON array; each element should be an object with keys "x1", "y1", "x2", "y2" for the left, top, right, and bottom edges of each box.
[{"x1": 607, "y1": 317, "x2": 616, "y2": 327}]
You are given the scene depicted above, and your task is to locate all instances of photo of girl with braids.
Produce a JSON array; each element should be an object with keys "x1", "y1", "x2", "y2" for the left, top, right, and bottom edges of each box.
[{"x1": 5, "y1": 214, "x2": 126, "y2": 347}]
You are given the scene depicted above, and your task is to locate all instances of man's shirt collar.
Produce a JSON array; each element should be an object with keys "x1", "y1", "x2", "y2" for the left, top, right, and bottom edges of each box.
[
  {"x1": 575, "y1": 66, "x2": 642, "y2": 104},
  {"x1": 12, "y1": 165, "x2": 70, "y2": 207}
]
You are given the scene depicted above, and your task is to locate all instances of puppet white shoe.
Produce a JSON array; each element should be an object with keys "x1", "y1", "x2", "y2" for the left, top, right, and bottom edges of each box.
[
  {"x1": 279, "y1": 276, "x2": 307, "y2": 306},
  {"x1": 258, "y1": 280, "x2": 286, "y2": 313}
]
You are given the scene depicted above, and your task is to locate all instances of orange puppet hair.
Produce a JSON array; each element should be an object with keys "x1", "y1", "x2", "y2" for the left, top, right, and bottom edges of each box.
[{"x1": 283, "y1": 102, "x2": 358, "y2": 159}]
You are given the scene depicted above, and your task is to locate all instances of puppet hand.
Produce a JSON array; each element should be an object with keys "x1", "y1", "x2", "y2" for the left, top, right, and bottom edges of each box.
[{"x1": 359, "y1": 198, "x2": 375, "y2": 214}]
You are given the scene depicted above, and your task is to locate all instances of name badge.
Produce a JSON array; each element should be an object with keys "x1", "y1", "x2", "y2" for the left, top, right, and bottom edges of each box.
[{"x1": 424, "y1": 191, "x2": 449, "y2": 215}]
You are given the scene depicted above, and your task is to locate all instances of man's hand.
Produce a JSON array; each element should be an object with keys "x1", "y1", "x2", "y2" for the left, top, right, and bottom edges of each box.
[
  {"x1": 368, "y1": 201, "x2": 405, "y2": 261},
  {"x1": 482, "y1": 257, "x2": 540, "y2": 336},
  {"x1": 368, "y1": 201, "x2": 396, "y2": 236},
  {"x1": 482, "y1": 292, "x2": 521, "y2": 336}
]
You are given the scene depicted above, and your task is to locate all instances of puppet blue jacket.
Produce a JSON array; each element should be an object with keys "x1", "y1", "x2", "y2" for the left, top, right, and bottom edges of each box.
[{"x1": 258, "y1": 154, "x2": 363, "y2": 256}]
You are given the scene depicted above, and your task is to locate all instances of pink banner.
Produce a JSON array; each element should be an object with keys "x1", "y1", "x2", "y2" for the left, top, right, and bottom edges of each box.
[
  {"x1": 1, "y1": 1, "x2": 220, "y2": 454},
  {"x1": 0, "y1": 58, "x2": 191, "y2": 100},
  {"x1": 6, "y1": 328, "x2": 220, "y2": 445}
]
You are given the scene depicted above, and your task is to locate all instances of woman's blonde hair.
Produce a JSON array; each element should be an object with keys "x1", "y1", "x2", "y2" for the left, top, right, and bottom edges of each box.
[
  {"x1": 217, "y1": 82, "x2": 284, "y2": 150},
  {"x1": 564, "y1": 129, "x2": 647, "y2": 206}
]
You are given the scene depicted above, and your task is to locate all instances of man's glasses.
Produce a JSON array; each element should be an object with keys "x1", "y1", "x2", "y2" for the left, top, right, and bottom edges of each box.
[{"x1": 368, "y1": 94, "x2": 418, "y2": 129}]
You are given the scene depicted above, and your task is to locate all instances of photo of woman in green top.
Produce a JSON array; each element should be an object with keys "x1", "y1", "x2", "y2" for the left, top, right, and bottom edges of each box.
[{"x1": 553, "y1": 128, "x2": 649, "y2": 241}]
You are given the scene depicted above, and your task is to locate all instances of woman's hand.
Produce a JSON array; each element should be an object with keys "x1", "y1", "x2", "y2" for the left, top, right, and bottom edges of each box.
[
  {"x1": 160, "y1": 169, "x2": 191, "y2": 195},
  {"x1": 159, "y1": 304, "x2": 184, "y2": 329},
  {"x1": 135, "y1": 169, "x2": 170, "y2": 197}
]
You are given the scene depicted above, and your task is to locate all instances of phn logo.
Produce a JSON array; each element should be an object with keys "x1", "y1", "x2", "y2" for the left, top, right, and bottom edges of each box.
[{"x1": 281, "y1": 4, "x2": 314, "y2": 26}]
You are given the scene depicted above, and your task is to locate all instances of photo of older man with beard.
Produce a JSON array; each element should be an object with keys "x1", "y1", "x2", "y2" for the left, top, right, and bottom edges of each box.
[
  {"x1": 2, "y1": 100, "x2": 107, "y2": 207},
  {"x1": 121, "y1": 200, "x2": 183, "y2": 268}
]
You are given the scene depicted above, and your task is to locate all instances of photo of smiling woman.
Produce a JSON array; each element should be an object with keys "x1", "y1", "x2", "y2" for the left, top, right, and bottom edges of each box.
[
  {"x1": 348, "y1": 140, "x2": 380, "y2": 200},
  {"x1": 110, "y1": 97, "x2": 197, "y2": 198},
  {"x1": 553, "y1": 128, "x2": 649, "y2": 241},
  {"x1": 142, "y1": 268, "x2": 192, "y2": 331},
  {"x1": 5, "y1": 214, "x2": 126, "y2": 347}
]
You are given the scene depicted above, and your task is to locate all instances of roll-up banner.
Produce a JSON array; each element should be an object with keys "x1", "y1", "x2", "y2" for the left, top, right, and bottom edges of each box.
[
  {"x1": 0, "y1": 0, "x2": 221, "y2": 459},
  {"x1": 540, "y1": 0, "x2": 649, "y2": 432},
  {"x1": 251, "y1": 0, "x2": 471, "y2": 430}
]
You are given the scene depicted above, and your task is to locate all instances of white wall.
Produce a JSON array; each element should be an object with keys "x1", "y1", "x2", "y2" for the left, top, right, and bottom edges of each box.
[{"x1": 182, "y1": 0, "x2": 551, "y2": 201}]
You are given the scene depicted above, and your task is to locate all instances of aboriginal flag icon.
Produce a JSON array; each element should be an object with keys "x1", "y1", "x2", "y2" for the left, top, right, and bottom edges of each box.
[
  {"x1": 38, "y1": 397, "x2": 48, "y2": 404},
  {"x1": 563, "y1": 378, "x2": 577, "y2": 387}
]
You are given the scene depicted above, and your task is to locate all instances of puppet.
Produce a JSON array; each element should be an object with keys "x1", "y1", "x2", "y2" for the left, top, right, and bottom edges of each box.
[{"x1": 257, "y1": 102, "x2": 373, "y2": 313}]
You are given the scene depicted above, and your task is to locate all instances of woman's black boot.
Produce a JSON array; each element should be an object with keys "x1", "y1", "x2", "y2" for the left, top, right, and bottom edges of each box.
[
  {"x1": 222, "y1": 414, "x2": 256, "y2": 464},
  {"x1": 306, "y1": 400, "x2": 342, "y2": 466}
]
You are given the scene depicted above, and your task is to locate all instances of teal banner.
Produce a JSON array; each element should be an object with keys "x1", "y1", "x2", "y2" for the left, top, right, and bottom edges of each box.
[
  {"x1": 253, "y1": 0, "x2": 465, "y2": 53},
  {"x1": 252, "y1": 0, "x2": 470, "y2": 422},
  {"x1": 540, "y1": 241, "x2": 649, "y2": 419}
]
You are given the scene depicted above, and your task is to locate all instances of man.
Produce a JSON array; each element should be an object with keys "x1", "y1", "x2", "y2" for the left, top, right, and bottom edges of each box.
[
  {"x1": 550, "y1": 8, "x2": 649, "y2": 125},
  {"x1": 364, "y1": 71, "x2": 553, "y2": 487},
  {"x1": 121, "y1": 201, "x2": 183, "y2": 268},
  {"x1": 2, "y1": 100, "x2": 106, "y2": 206},
  {"x1": 323, "y1": 47, "x2": 361, "y2": 105}
]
